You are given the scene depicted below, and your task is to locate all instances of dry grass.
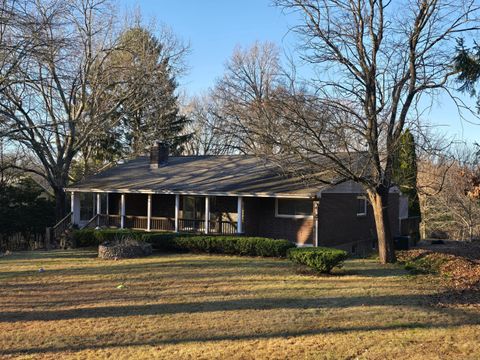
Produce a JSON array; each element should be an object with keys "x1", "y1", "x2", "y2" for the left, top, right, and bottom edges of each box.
[{"x1": 0, "y1": 250, "x2": 479, "y2": 360}]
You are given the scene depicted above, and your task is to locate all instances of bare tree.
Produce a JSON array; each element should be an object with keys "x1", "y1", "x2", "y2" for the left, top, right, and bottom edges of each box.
[
  {"x1": 0, "y1": 0, "x2": 149, "y2": 220},
  {"x1": 419, "y1": 145, "x2": 480, "y2": 240},
  {"x1": 212, "y1": 41, "x2": 285, "y2": 154},
  {"x1": 242, "y1": 0, "x2": 480, "y2": 263},
  {"x1": 183, "y1": 95, "x2": 236, "y2": 155}
]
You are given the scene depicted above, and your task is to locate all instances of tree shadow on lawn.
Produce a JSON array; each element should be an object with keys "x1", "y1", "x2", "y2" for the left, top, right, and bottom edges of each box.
[
  {"x1": 0, "y1": 311, "x2": 479, "y2": 357},
  {"x1": 0, "y1": 250, "x2": 98, "y2": 262},
  {"x1": 0, "y1": 256, "x2": 293, "y2": 280},
  {"x1": 2, "y1": 291, "x2": 478, "y2": 323}
]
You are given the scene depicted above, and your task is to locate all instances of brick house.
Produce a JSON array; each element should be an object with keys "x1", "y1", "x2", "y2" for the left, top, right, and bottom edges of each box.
[{"x1": 65, "y1": 143, "x2": 410, "y2": 254}]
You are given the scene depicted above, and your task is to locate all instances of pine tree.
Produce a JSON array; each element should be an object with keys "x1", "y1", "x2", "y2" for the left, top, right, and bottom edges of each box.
[
  {"x1": 393, "y1": 129, "x2": 421, "y2": 219},
  {"x1": 113, "y1": 27, "x2": 191, "y2": 156},
  {"x1": 77, "y1": 26, "x2": 191, "y2": 176}
]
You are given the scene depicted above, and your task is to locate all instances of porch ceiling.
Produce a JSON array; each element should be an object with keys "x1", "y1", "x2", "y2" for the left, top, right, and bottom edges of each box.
[{"x1": 66, "y1": 155, "x2": 332, "y2": 198}]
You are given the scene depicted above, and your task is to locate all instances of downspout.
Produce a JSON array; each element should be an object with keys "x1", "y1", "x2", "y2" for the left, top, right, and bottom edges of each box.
[{"x1": 314, "y1": 190, "x2": 323, "y2": 247}]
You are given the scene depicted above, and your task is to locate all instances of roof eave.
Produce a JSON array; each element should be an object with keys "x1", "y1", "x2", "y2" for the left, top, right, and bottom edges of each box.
[{"x1": 64, "y1": 187, "x2": 317, "y2": 199}]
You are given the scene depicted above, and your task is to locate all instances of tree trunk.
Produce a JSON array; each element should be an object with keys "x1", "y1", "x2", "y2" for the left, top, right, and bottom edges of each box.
[
  {"x1": 54, "y1": 187, "x2": 67, "y2": 222},
  {"x1": 369, "y1": 188, "x2": 396, "y2": 264}
]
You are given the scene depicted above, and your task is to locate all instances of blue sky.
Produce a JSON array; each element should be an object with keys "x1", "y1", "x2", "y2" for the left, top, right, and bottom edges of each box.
[{"x1": 120, "y1": 0, "x2": 480, "y2": 144}]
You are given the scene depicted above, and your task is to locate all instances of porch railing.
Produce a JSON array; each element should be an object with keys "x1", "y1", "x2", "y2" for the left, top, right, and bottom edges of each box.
[
  {"x1": 209, "y1": 220, "x2": 238, "y2": 235},
  {"x1": 99, "y1": 214, "x2": 239, "y2": 235},
  {"x1": 105, "y1": 214, "x2": 121, "y2": 227},
  {"x1": 125, "y1": 215, "x2": 148, "y2": 230},
  {"x1": 151, "y1": 217, "x2": 175, "y2": 231},
  {"x1": 81, "y1": 214, "x2": 103, "y2": 229},
  {"x1": 178, "y1": 218, "x2": 206, "y2": 233},
  {"x1": 52, "y1": 212, "x2": 73, "y2": 240}
]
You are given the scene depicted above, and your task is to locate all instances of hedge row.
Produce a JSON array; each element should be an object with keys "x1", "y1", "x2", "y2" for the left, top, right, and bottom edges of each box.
[
  {"x1": 143, "y1": 233, "x2": 295, "y2": 257},
  {"x1": 287, "y1": 247, "x2": 348, "y2": 273},
  {"x1": 71, "y1": 229, "x2": 294, "y2": 258},
  {"x1": 72, "y1": 229, "x2": 348, "y2": 270}
]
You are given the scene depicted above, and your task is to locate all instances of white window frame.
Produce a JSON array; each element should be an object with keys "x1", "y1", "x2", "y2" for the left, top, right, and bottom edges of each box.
[
  {"x1": 275, "y1": 198, "x2": 314, "y2": 219},
  {"x1": 356, "y1": 196, "x2": 367, "y2": 217}
]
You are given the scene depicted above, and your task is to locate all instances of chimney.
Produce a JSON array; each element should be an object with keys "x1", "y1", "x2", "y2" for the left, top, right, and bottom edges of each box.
[{"x1": 150, "y1": 141, "x2": 169, "y2": 169}]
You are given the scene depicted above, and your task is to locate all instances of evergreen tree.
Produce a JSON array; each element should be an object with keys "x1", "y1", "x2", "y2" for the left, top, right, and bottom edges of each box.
[
  {"x1": 74, "y1": 26, "x2": 191, "y2": 179},
  {"x1": 0, "y1": 177, "x2": 55, "y2": 250},
  {"x1": 393, "y1": 129, "x2": 421, "y2": 219},
  {"x1": 110, "y1": 27, "x2": 191, "y2": 156},
  {"x1": 454, "y1": 39, "x2": 480, "y2": 100}
]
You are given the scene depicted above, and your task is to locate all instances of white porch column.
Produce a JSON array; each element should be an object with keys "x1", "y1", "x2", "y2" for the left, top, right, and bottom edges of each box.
[
  {"x1": 96, "y1": 193, "x2": 101, "y2": 215},
  {"x1": 147, "y1": 194, "x2": 152, "y2": 231},
  {"x1": 205, "y1": 196, "x2": 210, "y2": 234},
  {"x1": 96, "y1": 193, "x2": 101, "y2": 227},
  {"x1": 120, "y1": 194, "x2": 126, "y2": 229},
  {"x1": 71, "y1": 192, "x2": 80, "y2": 225},
  {"x1": 174, "y1": 194, "x2": 180, "y2": 232},
  {"x1": 237, "y1": 196, "x2": 243, "y2": 234}
]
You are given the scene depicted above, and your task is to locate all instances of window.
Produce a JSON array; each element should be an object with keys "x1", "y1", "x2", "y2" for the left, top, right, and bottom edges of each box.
[
  {"x1": 275, "y1": 198, "x2": 313, "y2": 218},
  {"x1": 357, "y1": 196, "x2": 367, "y2": 216}
]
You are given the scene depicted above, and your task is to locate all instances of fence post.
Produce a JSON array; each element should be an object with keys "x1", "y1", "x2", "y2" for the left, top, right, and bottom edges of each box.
[{"x1": 45, "y1": 227, "x2": 52, "y2": 250}]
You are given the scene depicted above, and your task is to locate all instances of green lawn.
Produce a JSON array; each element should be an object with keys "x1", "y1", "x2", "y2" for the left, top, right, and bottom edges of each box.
[{"x1": 0, "y1": 250, "x2": 479, "y2": 359}]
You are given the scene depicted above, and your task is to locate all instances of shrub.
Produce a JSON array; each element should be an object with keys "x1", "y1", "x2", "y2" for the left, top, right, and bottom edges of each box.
[
  {"x1": 71, "y1": 229, "x2": 146, "y2": 248},
  {"x1": 71, "y1": 229, "x2": 97, "y2": 247},
  {"x1": 287, "y1": 247, "x2": 348, "y2": 273},
  {"x1": 143, "y1": 234, "x2": 295, "y2": 257},
  {"x1": 71, "y1": 229, "x2": 294, "y2": 258}
]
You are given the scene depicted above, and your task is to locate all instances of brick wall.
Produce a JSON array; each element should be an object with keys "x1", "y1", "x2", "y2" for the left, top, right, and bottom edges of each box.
[
  {"x1": 244, "y1": 197, "x2": 315, "y2": 246},
  {"x1": 317, "y1": 192, "x2": 400, "y2": 255}
]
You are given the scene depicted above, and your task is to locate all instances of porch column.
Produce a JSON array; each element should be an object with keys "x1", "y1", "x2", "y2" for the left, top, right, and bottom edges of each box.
[
  {"x1": 71, "y1": 192, "x2": 80, "y2": 226},
  {"x1": 106, "y1": 193, "x2": 109, "y2": 215},
  {"x1": 96, "y1": 193, "x2": 101, "y2": 226},
  {"x1": 205, "y1": 196, "x2": 210, "y2": 234},
  {"x1": 96, "y1": 193, "x2": 101, "y2": 215},
  {"x1": 174, "y1": 194, "x2": 180, "y2": 232},
  {"x1": 120, "y1": 194, "x2": 126, "y2": 229},
  {"x1": 237, "y1": 196, "x2": 243, "y2": 234},
  {"x1": 147, "y1": 194, "x2": 152, "y2": 232}
]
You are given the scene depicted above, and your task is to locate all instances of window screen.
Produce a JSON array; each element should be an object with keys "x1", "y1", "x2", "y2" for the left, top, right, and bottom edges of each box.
[{"x1": 357, "y1": 197, "x2": 367, "y2": 215}]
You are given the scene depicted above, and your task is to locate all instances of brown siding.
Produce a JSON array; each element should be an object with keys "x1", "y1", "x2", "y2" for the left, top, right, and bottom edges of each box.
[
  {"x1": 317, "y1": 192, "x2": 400, "y2": 255},
  {"x1": 244, "y1": 197, "x2": 315, "y2": 246}
]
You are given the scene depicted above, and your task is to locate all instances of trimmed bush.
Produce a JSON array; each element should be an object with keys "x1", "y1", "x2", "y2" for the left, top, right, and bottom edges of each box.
[
  {"x1": 288, "y1": 247, "x2": 348, "y2": 273},
  {"x1": 143, "y1": 234, "x2": 295, "y2": 257},
  {"x1": 72, "y1": 229, "x2": 146, "y2": 248}
]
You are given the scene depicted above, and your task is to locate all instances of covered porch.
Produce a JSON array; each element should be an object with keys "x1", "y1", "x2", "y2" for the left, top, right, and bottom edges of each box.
[{"x1": 70, "y1": 192, "x2": 244, "y2": 235}]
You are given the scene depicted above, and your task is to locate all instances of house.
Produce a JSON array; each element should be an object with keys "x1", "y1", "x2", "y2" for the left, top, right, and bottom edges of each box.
[{"x1": 65, "y1": 142, "x2": 410, "y2": 254}]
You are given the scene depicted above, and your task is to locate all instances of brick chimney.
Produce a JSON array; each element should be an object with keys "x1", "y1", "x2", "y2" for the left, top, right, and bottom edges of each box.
[{"x1": 150, "y1": 141, "x2": 169, "y2": 169}]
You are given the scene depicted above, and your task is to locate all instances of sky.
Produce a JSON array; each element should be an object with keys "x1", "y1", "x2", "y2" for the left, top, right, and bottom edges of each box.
[{"x1": 119, "y1": 0, "x2": 480, "y2": 144}]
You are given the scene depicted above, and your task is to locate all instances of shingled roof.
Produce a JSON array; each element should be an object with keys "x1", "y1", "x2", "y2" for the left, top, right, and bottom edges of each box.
[{"x1": 66, "y1": 155, "x2": 332, "y2": 198}]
